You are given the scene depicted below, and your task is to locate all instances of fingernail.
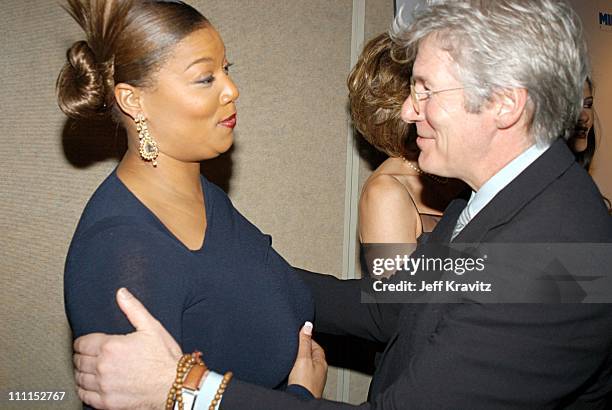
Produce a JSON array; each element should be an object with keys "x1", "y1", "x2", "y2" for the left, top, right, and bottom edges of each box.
[
  {"x1": 118, "y1": 288, "x2": 132, "y2": 300},
  {"x1": 303, "y1": 321, "x2": 313, "y2": 336}
]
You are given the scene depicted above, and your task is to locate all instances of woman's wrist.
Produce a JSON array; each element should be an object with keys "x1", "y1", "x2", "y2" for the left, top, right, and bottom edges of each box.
[{"x1": 166, "y1": 352, "x2": 206, "y2": 410}]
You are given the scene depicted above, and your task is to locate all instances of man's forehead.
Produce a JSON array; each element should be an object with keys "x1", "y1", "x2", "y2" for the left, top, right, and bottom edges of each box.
[{"x1": 412, "y1": 36, "x2": 452, "y2": 82}]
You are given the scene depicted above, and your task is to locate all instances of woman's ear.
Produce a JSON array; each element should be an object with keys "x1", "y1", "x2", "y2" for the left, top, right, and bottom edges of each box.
[
  {"x1": 494, "y1": 87, "x2": 528, "y2": 130},
  {"x1": 114, "y1": 83, "x2": 143, "y2": 120}
]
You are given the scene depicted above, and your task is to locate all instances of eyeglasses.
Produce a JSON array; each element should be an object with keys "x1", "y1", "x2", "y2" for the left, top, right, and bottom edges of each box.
[{"x1": 410, "y1": 80, "x2": 465, "y2": 115}]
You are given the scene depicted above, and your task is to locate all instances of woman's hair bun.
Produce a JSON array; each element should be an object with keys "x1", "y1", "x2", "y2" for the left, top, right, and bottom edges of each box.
[
  {"x1": 57, "y1": 0, "x2": 209, "y2": 121},
  {"x1": 56, "y1": 40, "x2": 111, "y2": 119}
]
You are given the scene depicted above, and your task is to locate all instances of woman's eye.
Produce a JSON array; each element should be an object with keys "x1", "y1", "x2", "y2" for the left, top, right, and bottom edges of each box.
[
  {"x1": 196, "y1": 63, "x2": 233, "y2": 85},
  {"x1": 197, "y1": 75, "x2": 215, "y2": 85}
]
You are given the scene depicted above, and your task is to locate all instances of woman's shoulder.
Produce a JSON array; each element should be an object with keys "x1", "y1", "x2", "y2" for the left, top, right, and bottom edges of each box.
[
  {"x1": 69, "y1": 172, "x2": 177, "y2": 258},
  {"x1": 361, "y1": 172, "x2": 417, "y2": 209},
  {"x1": 73, "y1": 215, "x2": 161, "y2": 245},
  {"x1": 64, "y1": 215, "x2": 192, "y2": 306},
  {"x1": 77, "y1": 171, "x2": 147, "y2": 230},
  {"x1": 359, "y1": 174, "x2": 422, "y2": 243},
  {"x1": 66, "y1": 215, "x2": 181, "y2": 276},
  {"x1": 359, "y1": 173, "x2": 420, "y2": 226}
]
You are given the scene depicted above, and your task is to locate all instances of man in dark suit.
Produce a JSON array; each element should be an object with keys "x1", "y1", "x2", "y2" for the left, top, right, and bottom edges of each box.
[{"x1": 73, "y1": 0, "x2": 612, "y2": 408}]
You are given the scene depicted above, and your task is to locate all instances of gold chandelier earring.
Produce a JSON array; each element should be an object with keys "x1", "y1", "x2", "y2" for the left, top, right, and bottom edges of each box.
[{"x1": 135, "y1": 113, "x2": 159, "y2": 167}]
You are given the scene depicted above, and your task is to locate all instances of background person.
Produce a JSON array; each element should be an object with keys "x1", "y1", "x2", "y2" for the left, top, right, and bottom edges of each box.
[
  {"x1": 568, "y1": 77, "x2": 611, "y2": 210},
  {"x1": 348, "y1": 32, "x2": 464, "y2": 244},
  {"x1": 569, "y1": 77, "x2": 596, "y2": 171}
]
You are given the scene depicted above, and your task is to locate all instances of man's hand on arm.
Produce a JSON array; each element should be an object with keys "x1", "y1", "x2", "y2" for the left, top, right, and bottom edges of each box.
[
  {"x1": 73, "y1": 288, "x2": 330, "y2": 409},
  {"x1": 73, "y1": 288, "x2": 182, "y2": 410}
]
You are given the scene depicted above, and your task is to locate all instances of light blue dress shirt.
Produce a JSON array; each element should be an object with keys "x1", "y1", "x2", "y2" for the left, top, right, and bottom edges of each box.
[{"x1": 451, "y1": 143, "x2": 551, "y2": 241}]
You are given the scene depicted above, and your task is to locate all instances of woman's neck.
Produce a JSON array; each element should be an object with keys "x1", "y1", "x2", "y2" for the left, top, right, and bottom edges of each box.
[{"x1": 117, "y1": 149, "x2": 203, "y2": 202}]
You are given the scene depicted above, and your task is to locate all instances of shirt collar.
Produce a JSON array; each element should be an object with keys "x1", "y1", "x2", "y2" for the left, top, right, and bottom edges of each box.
[{"x1": 462, "y1": 142, "x2": 551, "y2": 222}]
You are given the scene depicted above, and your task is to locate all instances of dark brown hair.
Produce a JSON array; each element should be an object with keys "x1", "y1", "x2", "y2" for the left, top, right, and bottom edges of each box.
[
  {"x1": 57, "y1": 0, "x2": 210, "y2": 120},
  {"x1": 347, "y1": 32, "x2": 414, "y2": 158},
  {"x1": 570, "y1": 76, "x2": 596, "y2": 171}
]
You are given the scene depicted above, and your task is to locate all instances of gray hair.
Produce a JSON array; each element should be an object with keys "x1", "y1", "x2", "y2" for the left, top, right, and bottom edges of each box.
[{"x1": 391, "y1": 0, "x2": 590, "y2": 145}]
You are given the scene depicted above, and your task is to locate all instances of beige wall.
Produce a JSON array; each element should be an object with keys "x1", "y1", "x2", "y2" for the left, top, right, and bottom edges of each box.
[
  {"x1": 346, "y1": 0, "x2": 395, "y2": 404},
  {"x1": 569, "y1": 0, "x2": 612, "y2": 199},
  {"x1": 0, "y1": 0, "x2": 392, "y2": 408}
]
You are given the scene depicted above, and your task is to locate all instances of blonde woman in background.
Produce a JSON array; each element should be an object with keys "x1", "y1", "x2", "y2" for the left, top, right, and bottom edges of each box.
[{"x1": 348, "y1": 33, "x2": 464, "y2": 244}]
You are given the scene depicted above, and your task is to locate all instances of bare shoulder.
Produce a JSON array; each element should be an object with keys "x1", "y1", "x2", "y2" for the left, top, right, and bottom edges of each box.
[
  {"x1": 359, "y1": 174, "x2": 419, "y2": 243},
  {"x1": 360, "y1": 173, "x2": 415, "y2": 209}
]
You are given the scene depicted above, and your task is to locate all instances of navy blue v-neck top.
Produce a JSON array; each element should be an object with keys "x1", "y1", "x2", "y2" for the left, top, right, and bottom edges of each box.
[{"x1": 64, "y1": 171, "x2": 314, "y2": 389}]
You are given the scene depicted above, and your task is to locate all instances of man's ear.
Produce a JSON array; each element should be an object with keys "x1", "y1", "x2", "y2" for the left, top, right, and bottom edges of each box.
[
  {"x1": 494, "y1": 87, "x2": 528, "y2": 130},
  {"x1": 114, "y1": 83, "x2": 144, "y2": 119}
]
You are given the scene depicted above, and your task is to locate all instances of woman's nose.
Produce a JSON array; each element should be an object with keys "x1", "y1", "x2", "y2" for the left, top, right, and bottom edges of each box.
[{"x1": 221, "y1": 77, "x2": 239, "y2": 104}]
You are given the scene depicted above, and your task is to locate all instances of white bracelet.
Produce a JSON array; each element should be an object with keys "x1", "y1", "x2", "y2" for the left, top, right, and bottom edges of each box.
[
  {"x1": 192, "y1": 371, "x2": 224, "y2": 410},
  {"x1": 176, "y1": 387, "x2": 198, "y2": 410}
]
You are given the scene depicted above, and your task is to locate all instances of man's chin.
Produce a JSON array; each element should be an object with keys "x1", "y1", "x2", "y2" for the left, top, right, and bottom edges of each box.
[
  {"x1": 420, "y1": 165, "x2": 441, "y2": 177},
  {"x1": 417, "y1": 154, "x2": 440, "y2": 175}
]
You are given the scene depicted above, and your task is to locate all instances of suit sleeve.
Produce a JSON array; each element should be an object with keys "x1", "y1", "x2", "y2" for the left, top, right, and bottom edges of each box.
[
  {"x1": 295, "y1": 268, "x2": 402, "y2": 344},
  {"x1": 219, "y1": 303, "x2": 612, "y2": 410},
  {"x1": 220, "y1": 380, "x2": 369, "y2": 410}
]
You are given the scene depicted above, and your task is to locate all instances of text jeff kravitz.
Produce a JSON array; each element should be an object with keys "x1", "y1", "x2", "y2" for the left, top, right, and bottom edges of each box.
[{"x1": 372, "y1": 280, "x2": 492, "y2": 293}]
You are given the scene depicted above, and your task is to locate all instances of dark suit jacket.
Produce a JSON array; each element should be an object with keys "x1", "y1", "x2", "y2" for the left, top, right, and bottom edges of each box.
[{"x1": 221, "y1": 140, "x2": 612, "y2": 409}]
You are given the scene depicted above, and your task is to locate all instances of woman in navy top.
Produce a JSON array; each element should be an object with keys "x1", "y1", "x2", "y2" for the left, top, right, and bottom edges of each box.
[
  {"x1": 64, "y1": 171, "x2": 313, "y2": 388},
  {"x1": 58, "y1": 0, "x2": 313, "y2": 401}
]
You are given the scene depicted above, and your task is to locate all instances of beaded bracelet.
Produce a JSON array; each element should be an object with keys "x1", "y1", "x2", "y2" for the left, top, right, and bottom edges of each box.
[
  {"x1": 208, "y1": 371, "x2": 233, "y2": 410},
  {"x1": 166, "y1": 351, "x2": 205, "y2": 410}
]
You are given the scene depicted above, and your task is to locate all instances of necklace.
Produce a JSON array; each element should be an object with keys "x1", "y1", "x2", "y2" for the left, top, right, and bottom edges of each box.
[{"x1": 402, "y1": 158, "x2": 449, "y2": 185}]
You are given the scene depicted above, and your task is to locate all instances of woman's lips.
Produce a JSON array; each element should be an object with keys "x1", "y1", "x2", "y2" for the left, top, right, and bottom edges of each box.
[{"x1": 218, "y1": 113, "x2": 237, "y2": 129}]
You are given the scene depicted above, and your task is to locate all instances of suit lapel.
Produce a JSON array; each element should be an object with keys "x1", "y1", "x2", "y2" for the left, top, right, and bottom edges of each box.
[
  {"x1": 453, "y1": 139, "x2": 576, "y2": 243},
  {"x1": 428, "y1": 198, "x2": 466, "y2": 243}
]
